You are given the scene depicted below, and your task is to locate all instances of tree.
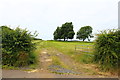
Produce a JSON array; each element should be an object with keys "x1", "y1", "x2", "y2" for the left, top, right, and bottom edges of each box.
[
  {"x1": 53, "y1": 27, "x2": 61, "y2": 40},
  {"x1": 68, "y1": 31, "x2": 75, "y2": 40},
  {"x1": 76, "y1": 26, "x2": 93, "y2": 41},
  {"x1": 53, "y1": 22, "x2": 75, "y2": 41},
  {"x1": 67, "y1": 22, "x2": 75, "y2": 40}
]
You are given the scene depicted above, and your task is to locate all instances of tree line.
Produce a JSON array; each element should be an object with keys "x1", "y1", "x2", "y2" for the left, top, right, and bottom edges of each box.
[{"x1": 53, "y1": 22, "x2": 93, "y2": 41}]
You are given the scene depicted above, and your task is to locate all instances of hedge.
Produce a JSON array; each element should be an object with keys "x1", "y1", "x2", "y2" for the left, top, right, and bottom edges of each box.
[
  {"x1": 1, "y1": 26, "x2": 37, "y2": 67},
  {"x1": 94, "y1": 29, "x2": 120, "y2": 71}
]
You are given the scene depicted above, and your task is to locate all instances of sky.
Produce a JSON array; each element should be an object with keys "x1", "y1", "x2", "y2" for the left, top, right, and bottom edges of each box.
[{"x1": 0, "y1": 0, "x2": 119, "y2": 40}]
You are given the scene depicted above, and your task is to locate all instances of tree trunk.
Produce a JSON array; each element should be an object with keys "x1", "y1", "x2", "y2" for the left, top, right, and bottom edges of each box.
[
  {"x1": 64, "y1": 38, "x2": 65, "y2": 41},
  {"x1": 83, "y1": 39, "x2": 85, "y2": 41}
]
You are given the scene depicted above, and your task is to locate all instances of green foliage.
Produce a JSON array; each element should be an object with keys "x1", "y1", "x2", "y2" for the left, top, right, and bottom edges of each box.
[
  {"x1": 76, "y1": 26, "x2": 93, "y2": 41},
  {"x1": 53, "y1": 22, "x2": 75, "y2": 41},
  {"x1": 68, "y1": 31, "x2": 75, "y2": 39},
  {"x1": 53, "y1": 27, "x2": 62, "y2": 40},
  {"x1": 1, "y1": 26, "x2": 37, "y2": 67},
  {"x1": 93, "y1": 29, "x2": 120, "y2": 71}
]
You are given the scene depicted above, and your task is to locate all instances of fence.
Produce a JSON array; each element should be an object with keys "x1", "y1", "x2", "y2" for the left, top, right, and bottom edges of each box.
[{"x1": 75, "y1": 45, "x2": 94, "y2": 56}]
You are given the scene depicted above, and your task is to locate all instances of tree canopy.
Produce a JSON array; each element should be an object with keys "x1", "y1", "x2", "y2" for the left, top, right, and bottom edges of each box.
[
  {"x1": 53, "y1": 22, "x2": 75, "y2": 41},
  {"x1": 53, "y1": 27, "x2": 61, "y2": 40},
  {"x1": 76, "y1": 26, "x2": 93, "y2": 41}
]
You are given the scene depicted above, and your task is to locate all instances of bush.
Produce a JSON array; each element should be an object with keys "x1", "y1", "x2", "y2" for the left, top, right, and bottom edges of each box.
[
  {"x1": 93, "y1": 29, "x2": 120, "y2": 71},
  {"x1": 1, "y1": 26, "x2": 37, "y2": 67}
]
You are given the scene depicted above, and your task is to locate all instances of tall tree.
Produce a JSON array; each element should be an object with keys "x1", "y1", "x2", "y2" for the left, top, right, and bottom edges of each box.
[
  {"x1": 61, "y1": 22, "x2": 75, "y2": 41},
  {"x1": 53, "y1": 22, "x2": 75, "y2": 41},
  {"x1": 76, "y1": 26, "x2": 93, "y2": 41}
]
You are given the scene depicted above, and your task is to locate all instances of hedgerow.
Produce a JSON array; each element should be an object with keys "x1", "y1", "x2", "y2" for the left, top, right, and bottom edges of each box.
[
  {"x1": 94, "y1": 29, "x2": 120, "y2": 71},
  {"x1": 2, "y1": 26, "x2": 37, "y2": 67}
]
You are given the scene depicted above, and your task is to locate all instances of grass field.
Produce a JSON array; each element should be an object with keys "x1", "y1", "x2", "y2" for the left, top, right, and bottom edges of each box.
[
  {"x1": 33, "y1": 40, "x2": 116, "y2": 76},
  {"x1": 33, "y1": 40, "x2": 99, "y2": 75},
  {"x1": 34, "y1": 40, "x2": 94, "y2": 64}
]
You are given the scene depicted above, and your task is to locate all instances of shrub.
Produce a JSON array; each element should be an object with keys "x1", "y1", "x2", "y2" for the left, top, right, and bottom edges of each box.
[
  {"x1": 1, "y1": 26, "x2": 37, "y2": 67},
  {"x1": 93, "y1": 29, "x2": 120, "y2": 71}
]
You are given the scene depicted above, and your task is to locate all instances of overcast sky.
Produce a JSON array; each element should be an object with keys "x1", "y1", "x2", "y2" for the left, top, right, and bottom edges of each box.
[{"x1": 0, "y1": 0, "x2": 119, "y2": 40}]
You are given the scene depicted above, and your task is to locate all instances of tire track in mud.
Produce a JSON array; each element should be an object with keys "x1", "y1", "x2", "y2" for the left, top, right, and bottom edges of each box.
[
  {"x1": 39, "y1": 49, "x2": 83, "y2": 77},
  {"x1": 39, "y1": 49, "x2": 81, "y2": 75},
  {"x1": 43, "y1": 49, "x2": 83, "y2": 75},
  {"x1": 39, "y1": 49, "x2": 52, "y2": 71}
]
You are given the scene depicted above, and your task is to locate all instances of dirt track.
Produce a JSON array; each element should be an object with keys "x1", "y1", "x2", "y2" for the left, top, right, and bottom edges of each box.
[{"x1": 2, "y1": 49, "x2": 118, "y2": 78}]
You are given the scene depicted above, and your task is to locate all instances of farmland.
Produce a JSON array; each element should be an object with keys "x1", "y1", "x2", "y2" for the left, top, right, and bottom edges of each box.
[
  {"x1": 2, "y1": 40, "x2": 118, "y2": 78},
  {"x1": 31, "y1": 40, "x2": 116, "y2": 77},
  {"x1": 36, "y1": 40, "x2": 94, "y2": 63}
]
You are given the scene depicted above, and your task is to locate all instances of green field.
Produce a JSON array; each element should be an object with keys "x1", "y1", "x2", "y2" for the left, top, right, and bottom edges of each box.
[
  {"x1": 35, "y1": 40, "x2": 94, "y2": 64},
  {"x1": 33, "y1": 40, "x2": 114, "y2": 76}
]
